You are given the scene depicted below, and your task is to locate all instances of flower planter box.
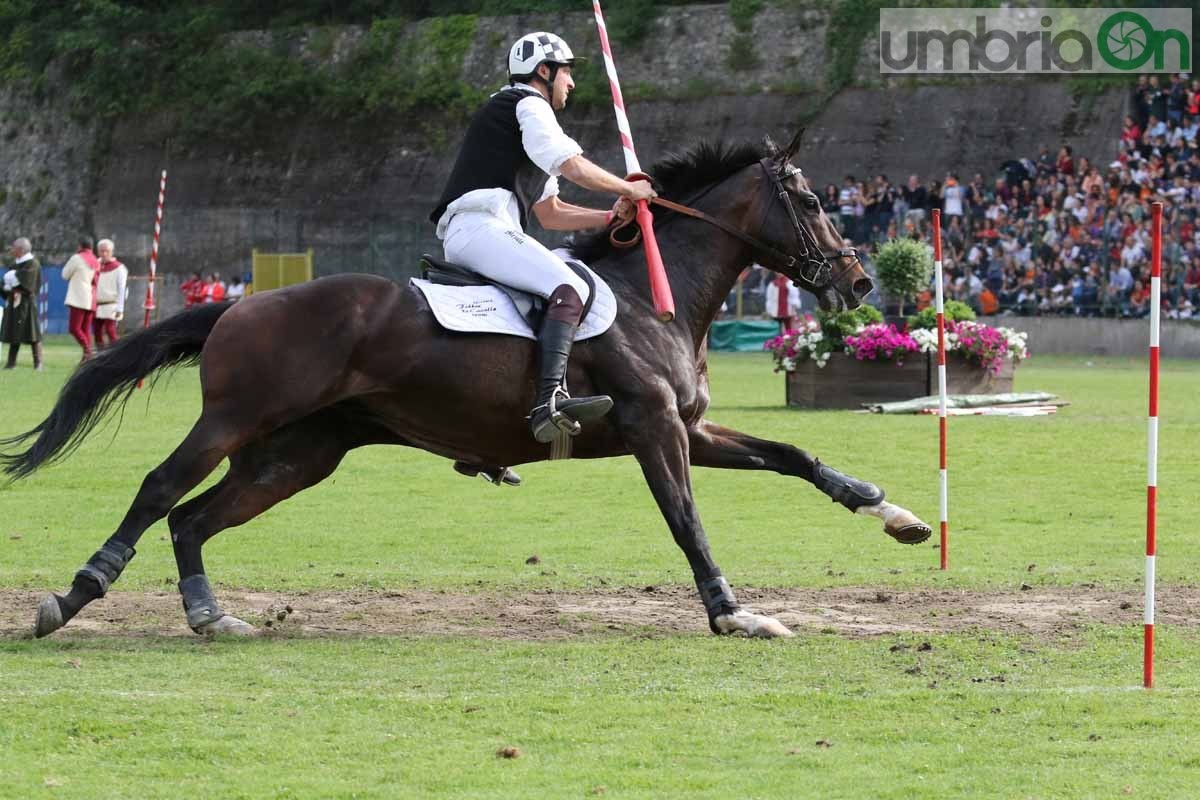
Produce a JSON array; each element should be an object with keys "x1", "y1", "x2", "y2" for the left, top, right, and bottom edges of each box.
[
  {"x1": 785, "y1": 353, "x2": 927, "y2": 409},
  {"x1": 941, "y1": 352, "x2": 1015, "y2": 395},
  {"x1": 785, "y1": 353, "x2": 1015, "y2": 409}
]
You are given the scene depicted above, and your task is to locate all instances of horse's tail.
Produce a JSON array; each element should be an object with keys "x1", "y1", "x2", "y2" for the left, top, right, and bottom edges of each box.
[{"x1": 0, "y1": 302, "x2": 235, "y2": 481}]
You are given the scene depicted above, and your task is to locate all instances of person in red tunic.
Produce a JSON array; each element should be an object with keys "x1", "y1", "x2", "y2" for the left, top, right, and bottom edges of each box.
[
  {"x1": 180, "y1": 272, "x2": 202, "y2": 307},
  {"x1": 204, "y1": 273, "x2": 226, "y2": 303},
  {"x1": 765, "y1": 273, "x2": 801, "y2": 332}
]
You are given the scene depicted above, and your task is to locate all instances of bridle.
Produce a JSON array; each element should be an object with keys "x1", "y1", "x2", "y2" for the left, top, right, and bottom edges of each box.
[{"x1": 611, "y1": 157, "x2": 861, "y2": 290}]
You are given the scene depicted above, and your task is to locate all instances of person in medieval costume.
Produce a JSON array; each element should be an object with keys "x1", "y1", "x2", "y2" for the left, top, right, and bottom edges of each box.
[
  {"x1": 765, "y1": 272, "x2": 802, "y2": 333},
  {"x1": 430, "y1": 31, "x2": 655, "y2": 444},
  {"x1": 61, "y1": 235, "x2": 100, "y2": 361},
  {"x1": 1, "y1": 237, "x2": 43, "y2": 370},
  {"x1": 92, "y1": 238, "x2": 129, "y2": 349}
]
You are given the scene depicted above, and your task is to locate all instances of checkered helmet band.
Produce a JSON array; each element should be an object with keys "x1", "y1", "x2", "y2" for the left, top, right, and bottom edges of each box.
[{"x1": 508, "y1": 32, "x2": 575, "y2": 77}]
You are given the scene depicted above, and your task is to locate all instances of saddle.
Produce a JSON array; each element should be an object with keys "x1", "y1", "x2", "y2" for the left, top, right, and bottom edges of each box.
[{"x1": 419, "y1": 254, "x2": 597, "y2": 329}]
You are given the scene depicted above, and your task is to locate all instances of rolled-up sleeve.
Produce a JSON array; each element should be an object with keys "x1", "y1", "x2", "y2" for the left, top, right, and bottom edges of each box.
[
  {"x1": 537, "y1": 176, "x2": 560, "y2": 204},
  {"x1": 516, "y1": 96, "x2": 582, "y2": 176}
]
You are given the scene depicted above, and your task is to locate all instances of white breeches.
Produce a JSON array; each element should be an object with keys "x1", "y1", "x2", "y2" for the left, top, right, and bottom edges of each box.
[{"x1": 442, "y1": 211, "x2": 591, "y2": 303}]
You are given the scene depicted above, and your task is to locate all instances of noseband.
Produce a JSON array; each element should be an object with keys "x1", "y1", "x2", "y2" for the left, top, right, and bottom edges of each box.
[{"x1": 612, "y1": 158, "x2": 860, "y2": 289}]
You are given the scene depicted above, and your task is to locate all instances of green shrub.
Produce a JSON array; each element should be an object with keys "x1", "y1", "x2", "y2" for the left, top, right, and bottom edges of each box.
[
  {"x1": 729, "y1": 0, "x2": 764, "y2": 33},
  {"x1": 727, "y1": 35, "x2": 760, "y2": 71},
  {"x1": 873, "y1": 238, "x2": 933, "y2": 316},
  {"x1": 818, "y1": 304, "x2": 883, "y2": 349},
  {"x1": 907, "y1": 300, "x2": 976, "y2": 331}
]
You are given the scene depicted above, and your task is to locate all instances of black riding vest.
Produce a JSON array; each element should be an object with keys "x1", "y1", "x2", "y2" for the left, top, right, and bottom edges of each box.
[{"x1": 430, "y1": 87, "x2": 553, "y2": 230}]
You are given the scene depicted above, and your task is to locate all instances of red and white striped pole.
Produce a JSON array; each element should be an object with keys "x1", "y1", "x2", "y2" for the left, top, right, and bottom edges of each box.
[
  {"x1": 592, "y1": 0, "x2": 674, "y2": 322},
  {"x1": 137, "y1": 170, "x2": 166, "y2": 390},
  {"x1": 1145, "y1": 201, "x2": 1162, "y2": 689},
  {"x1": 142, "y1": 169, "x2": 167, "y2": 331},
  {"x1": 932, "y1": 210, "x2": 949, "y2": 570}
]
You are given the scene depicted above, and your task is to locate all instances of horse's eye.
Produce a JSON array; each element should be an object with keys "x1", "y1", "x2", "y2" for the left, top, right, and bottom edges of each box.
[{"x1": 804, "y1": 195, "x2": 820, "y2": 212}]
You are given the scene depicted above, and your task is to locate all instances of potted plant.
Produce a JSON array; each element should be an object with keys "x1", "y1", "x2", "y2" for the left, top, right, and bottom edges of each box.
[
  {"x1": 908, "y1": 316, "x2": 1029, "y2": 393},
  {"x1": 872, "y1": 238, "x2": 934, "y2": 318},
  {"x1": 766, "y1": 306, "x2": 928, "y2": 408},
  {"x1": 766, "y1": 302, "x2": 1031, "y2": 408}
]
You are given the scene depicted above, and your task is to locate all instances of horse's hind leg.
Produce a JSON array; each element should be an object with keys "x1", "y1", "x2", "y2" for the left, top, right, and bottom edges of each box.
[
  {"x1": 35, "y1": 411, "x2": 247, "y2": 637},
  {"x1": 687, "y1": 420, "x2": 932, "y2": 544},
  {"x1": 621, "y1": 409, "x2": 792, "y2": 638},
  {"x1": 167, "y1": 414, "x2": 355, "y2": 636}
]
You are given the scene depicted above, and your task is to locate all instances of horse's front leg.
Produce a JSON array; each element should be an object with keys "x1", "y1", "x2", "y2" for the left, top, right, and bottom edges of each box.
[
  {"x1": 688, "y1": 420, "x2": 932, "y2": 544},
  {"x1": 624, "y1": 411, "x2": 792, "y2": 638}
]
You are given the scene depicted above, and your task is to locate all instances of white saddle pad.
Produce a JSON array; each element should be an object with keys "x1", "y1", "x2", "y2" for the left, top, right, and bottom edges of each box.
[{"x1": 410, "y1": 256, "x2": 617, "y2": 342}]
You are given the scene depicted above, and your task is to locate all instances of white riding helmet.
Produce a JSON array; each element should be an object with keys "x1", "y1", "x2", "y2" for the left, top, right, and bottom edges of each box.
[{"x1": 508, "y1": 32, "x2": 577, "y2": 80}]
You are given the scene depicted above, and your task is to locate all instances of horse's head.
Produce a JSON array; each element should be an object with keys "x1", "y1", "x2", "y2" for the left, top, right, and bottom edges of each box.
[{"x1": 752, "y1": 129, "x2": 874, "y2": 312}]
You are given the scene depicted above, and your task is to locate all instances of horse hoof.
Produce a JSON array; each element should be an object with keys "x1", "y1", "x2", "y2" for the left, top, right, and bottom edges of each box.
[
  {"x1": 888, "y1": 521, "x2": 933, "y2": 545},
  {"x1": 714, "y1": 610, "x2": 795, "y2": 638},
  {"x1": 34, "y1": 594, "x2": 65, "y2": 638},
  {"x1": 856, "y1": 501, "x2": 933, "y2": 545},
  {"x1": 195, "y1": 614, "x2": 257, "y2": 637}
]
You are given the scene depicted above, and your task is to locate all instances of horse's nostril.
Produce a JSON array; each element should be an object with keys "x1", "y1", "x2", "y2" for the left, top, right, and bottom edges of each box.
[{"x1": 852, "y1": 278, "x2": 874, "y2": 300}]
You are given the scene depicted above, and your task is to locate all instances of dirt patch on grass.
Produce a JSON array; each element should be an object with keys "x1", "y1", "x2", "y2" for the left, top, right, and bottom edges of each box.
[{"x1": 2, "y1": 585, "x2": 1196, "y2": 641}]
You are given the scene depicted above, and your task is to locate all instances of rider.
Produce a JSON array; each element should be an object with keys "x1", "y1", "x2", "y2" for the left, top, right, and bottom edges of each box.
[{"x1": 430, "y1": 32, "x2": 656, "y2": 443}]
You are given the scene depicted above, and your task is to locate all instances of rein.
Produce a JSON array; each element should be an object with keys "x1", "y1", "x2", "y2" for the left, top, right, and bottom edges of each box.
[{"x1": 609, "y1": 159, "x2": 860, "y2": 289}]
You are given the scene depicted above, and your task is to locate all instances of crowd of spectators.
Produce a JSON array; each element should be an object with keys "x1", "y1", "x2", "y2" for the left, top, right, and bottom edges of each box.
[
  {"x1": 181, "y1": 272, "x2": 245, "y2": 306},
  {"x1": 817, "y1": 73, "x2": 1200, "y2": 320}
]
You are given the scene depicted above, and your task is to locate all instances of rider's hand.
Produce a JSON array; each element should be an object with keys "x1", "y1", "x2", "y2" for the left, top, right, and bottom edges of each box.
[
  {"x1": 623, "y1": 178, "x2": 656, "y2": 202},
  {"x1": 611, "y1": 197, "x2": 635, "y2": 224}
]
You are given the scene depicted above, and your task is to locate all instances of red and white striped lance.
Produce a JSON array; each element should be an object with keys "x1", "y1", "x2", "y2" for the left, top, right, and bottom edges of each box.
[
  {"x1": 592, "y1": 1, "x2": 639, "y2": 176},
  {"x1": 932, "y1": 209, "x2": 949, "y2": 571},
  {"x1": 591, "y1": 0, "x2": 674, "y2": 322},
  {"x1": 1145, "y1": 201, "x2": 1162, "y2": 689},
  {"x1": 142, "y1": 169, "x2": 167, "y2": 328}
]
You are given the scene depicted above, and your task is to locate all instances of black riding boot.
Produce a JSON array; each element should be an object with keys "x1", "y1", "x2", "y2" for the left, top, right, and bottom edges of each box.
[
  {"x1": 3, "y1": 343, "x2": 18, "y2": 369},
  {"x1": 528, "y1": 306, "x2": 612, "y2": 444}
]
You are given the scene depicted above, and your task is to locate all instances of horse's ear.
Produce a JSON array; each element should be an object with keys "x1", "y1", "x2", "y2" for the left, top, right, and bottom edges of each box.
[
  {"x1": 782, "y1": 127, "x2": 806, "y2": 162},
  {"x1": 762, "y1": 134, "x2": 779, "y2": 158}
]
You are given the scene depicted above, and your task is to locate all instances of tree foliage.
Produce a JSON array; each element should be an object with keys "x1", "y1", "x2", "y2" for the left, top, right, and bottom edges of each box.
[
  {"x1": 872, "y1": 238, "x2": 933, "y2": 314},
  {"x1": 0, "y1": 0, "x2": 684, "y2": 142}
]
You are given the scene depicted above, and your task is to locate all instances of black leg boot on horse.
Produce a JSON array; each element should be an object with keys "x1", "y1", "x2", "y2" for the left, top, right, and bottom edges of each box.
[{"x1": 528, "y1": 285, "x2": 612, "y2": 443}]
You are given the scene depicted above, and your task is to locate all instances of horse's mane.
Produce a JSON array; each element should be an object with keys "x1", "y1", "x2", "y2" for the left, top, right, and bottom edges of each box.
[{"x1": 567, "y1": 139, "x2": 769, "y2": 265}]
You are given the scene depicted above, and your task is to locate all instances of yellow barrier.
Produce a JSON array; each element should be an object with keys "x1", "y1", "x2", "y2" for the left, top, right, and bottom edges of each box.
[{"x1": 251, "y1": 248, "x2": 313, "y2": 294}]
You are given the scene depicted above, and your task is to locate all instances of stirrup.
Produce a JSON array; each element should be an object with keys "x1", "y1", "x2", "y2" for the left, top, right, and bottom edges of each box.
[{"x1": 529, "y1": 386, "x2": 582, "y2": 441}]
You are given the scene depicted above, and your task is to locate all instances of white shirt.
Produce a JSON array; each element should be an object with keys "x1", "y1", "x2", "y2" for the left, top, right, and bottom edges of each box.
[
  {"x1": 764, "y1": 280, "x2": 801, "y2": 318},
  {"x1": 942, "y1": 184, "x2": 964, "y2": 216},
  {"x1": 435, "y1": 85, "x2": 582, "y2": 238}
]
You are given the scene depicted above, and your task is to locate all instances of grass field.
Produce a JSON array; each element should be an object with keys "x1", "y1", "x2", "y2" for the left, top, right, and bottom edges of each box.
[{"x1": 2, "y1": 337, "x2": 1200, "y2": 798}]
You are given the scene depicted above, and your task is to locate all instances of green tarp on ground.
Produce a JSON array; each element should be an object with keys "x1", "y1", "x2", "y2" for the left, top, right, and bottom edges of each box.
[{"x1": 708, "y1": 320, "x2": 779, "y2": 352}]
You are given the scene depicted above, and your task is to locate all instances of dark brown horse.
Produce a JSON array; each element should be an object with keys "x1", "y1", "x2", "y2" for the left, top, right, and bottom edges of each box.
[{"x1": 2, "y1": 133, "x2": 930, "y2": 639}]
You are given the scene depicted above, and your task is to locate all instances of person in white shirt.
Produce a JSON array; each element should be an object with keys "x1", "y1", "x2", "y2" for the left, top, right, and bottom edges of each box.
[
  {"x1": 92, "y1": 239, "x2": 128, "y2": 348},
  {"x1": 430, "y1": 32, "x2": 654, "y2": 444},
  {"x1": 764, "y1": 273, "x2": 801, "y2": 332}
]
